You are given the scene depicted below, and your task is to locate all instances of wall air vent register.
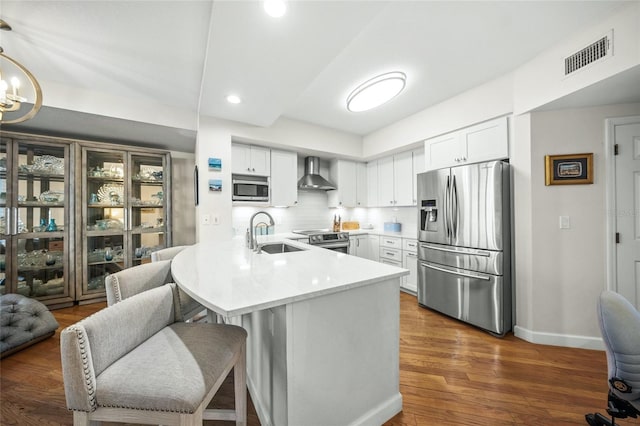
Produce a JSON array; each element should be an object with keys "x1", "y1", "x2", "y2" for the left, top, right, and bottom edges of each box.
[{"x1": 564, "y1": 30, "x2": 613, "y2": 76}]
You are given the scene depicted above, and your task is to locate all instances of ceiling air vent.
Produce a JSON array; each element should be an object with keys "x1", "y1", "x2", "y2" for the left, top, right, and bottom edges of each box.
[{"x1": 564, "y1": 31, "x2": 613, "y2": 76}]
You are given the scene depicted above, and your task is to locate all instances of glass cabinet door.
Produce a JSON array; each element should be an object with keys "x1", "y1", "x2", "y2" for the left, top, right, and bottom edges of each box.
[
  {"x1": 82, "y1": 148, "x2": 126, "y2": 298},
  {"x1": 129, "y1": 153, "x2": 168, "y2": 265},
  {"x1": 11, "y1": 139, "x2": 72, "y2": 304},
  {"x1": 0, "y1": 138, "x2": 9, "y2": 297}
]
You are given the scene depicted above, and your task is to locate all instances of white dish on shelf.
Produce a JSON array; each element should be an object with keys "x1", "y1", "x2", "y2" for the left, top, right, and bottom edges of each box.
[{"x1": 97, "y1": 184, "x2": 124, "y2": 204}]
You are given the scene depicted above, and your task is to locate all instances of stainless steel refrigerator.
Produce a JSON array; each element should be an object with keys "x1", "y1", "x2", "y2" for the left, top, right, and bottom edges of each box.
[{"x1": 417, "y1": 160, "x2": 511, "y2": 336}]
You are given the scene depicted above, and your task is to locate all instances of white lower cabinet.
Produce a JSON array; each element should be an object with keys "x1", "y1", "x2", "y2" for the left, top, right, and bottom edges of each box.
[
  {"x1": 379, "y1": 236, "x2": 402, "y2": 268},
  {"x1": 402, "y1": 238, "x2": 418, "y2": 294},
  {"x1": 348, "y1": 235, "x2": 370, "y2": 259},
  {"x1": 348, "y1": 234, "x2": 416, "y2": 295},
  {"x1": 367, "y1": 235, "x2": 379, "y2": 262}
]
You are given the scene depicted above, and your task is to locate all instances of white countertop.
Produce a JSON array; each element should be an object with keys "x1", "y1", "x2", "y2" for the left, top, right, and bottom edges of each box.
[{"x1": 171, "y1": 237, "x2": 408, "y2": 317}]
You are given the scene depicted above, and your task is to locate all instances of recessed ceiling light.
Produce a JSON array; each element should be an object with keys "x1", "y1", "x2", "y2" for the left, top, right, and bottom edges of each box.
[
  {"x1": 264, "y1": 0, "x2": 286, "y2": 18},
  {"x1": 346, "y1": 71, "x2": 407, "y2": 112},
  {"x1": 226, "y1": 94, "x2": 241, "y2": 104}
]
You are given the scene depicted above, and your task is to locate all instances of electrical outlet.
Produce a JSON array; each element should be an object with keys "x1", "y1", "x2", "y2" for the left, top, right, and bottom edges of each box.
[
  {"x1": 203, "y1": 214, "x2": 210, "y2": 225},
  {"x1": 213, "y1": 216, "x2": 220, "y2": 225}
]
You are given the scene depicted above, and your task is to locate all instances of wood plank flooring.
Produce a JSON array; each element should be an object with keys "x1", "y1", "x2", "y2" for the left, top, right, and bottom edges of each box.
[{"x1": 0, "y1": 292, "x2": 630, "y2": 425}]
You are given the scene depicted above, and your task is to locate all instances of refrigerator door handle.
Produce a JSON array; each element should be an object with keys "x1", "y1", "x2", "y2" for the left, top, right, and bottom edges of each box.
[
  {"x1": 452, "y1": 175, "x2": 459, "y2": 239},
  {"x1": 445, "y1": 175, "x2": 451, "y2": 238},
  {"x1": 421, "y1": 262, "x2": 491, "y2": 281},
  {"x1": 420, "y1": 243, "x2": 491, "y2": 257}
]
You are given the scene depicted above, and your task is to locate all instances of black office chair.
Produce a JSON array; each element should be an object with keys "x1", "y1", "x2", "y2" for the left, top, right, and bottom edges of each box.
[{"x1": 586, "y1": 290, "x2": 640, "y2": 426}]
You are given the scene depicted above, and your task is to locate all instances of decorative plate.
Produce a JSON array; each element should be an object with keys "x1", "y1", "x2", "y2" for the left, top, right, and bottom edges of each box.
[
  {"x1": 31, "y1": 155, "x2": 64, "y2": 175},
  {"x1": 39, "y1": 190, "x2": 65, "y2": 203},
  {"x1": 97, "y1": 184, "x2": 124, "y2": 204}
]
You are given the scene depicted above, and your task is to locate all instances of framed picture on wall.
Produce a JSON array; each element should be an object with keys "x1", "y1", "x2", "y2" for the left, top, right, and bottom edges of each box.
[{"x1": 545, "y1": 153, "x2": 593, "y2": 185}]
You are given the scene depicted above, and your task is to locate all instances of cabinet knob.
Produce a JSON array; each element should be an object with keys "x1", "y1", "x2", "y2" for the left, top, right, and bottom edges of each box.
[
  {"x1": 252, "y1": 168, "x2": 255, "y2": 172},
  {"x1": 247, "y1": 167, "x2": 251, "y2": 171}
]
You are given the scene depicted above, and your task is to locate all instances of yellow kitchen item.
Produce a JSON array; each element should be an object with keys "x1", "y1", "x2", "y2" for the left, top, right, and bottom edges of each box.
[{"x1": 342, "y1": 221, "x2": 360, "y2": 230}]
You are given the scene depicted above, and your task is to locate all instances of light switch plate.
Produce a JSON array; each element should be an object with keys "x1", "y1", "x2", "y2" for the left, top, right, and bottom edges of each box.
[{"x1": 559, "y1": 216, "x2": 570, "y2": 229}]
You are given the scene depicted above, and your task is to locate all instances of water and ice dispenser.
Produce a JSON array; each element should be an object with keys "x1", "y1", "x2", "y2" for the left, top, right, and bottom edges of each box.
[{"x1": 420, "y1": 199, "x2": 438, "y2": 232}]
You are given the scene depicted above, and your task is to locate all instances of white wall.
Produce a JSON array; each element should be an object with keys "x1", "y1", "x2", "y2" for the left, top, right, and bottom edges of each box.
[
  {"x1": 514, "y1": 2, "x2": 640, "y2": 114},
  {"x1": 363, "y1": 74, "x2": 514, "y2": 159},
  {"x1": 513, "y1": 102, "x2": 640, "y2": 349}
]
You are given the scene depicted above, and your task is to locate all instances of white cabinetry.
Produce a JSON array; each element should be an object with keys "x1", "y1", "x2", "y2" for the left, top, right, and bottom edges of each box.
[
  {"x1": 412, "y1": 148, "x2": 425, "y2": 205},
  {"x1": 376, "y1": 151, "x2": 416, "y2": 207},
  {"x1": 327, "y1": 159, "x2": 356, "y2": 207},
  {"x1": 401, "y1": 238, "x2": 418, "y2": 294},
  {"x1": 232, "y1": 143, "x2": 271, "y2": 176},
  {"x1": 424, "y1": 116, "x2": 508, "y2": 171},
  {"x1": 356, "y1": 162, "x2": 367, "y2": 207},
  {"x1": 367, "y1": 235, "x2": 379, "y2": 262},
  {"x1": 366, "y1": 161, "x2": 378, "y2": 207},
  {"x1": 393, "y1": 151, "x2": 413, "y2": 206},
  {"x1": 377, "y1": 156, "x2": 395, "y2": 207},
  {"x1": 270, "y1": 149, "x2": 298, "y2": 207},
  {"x1": 348, "y1": 234, "x2": 370, "y2": 259},
  {"x1": 379, "y1": 236, "x2": 402, "y2": 267}
]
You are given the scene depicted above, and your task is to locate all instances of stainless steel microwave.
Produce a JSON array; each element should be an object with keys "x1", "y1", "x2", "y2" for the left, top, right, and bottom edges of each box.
[{"x1": 232, "y1": 175, "x2": 269, "y2": 202}]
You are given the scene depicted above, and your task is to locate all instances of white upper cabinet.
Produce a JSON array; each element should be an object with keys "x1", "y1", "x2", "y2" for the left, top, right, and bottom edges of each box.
[
  {"x1": 412, "y1": 148, "x2": 425, "y2": 205},
  {"x1": 270, "y1": 149, "x2": 298, "y2": 207},
  {"x1": 424, "y1": 116, "x2": 508, "y2": 171},
  {"x1": 366, "y1": 161, "x2": 378, "y2": 207},
  {"x1": 232, "y1": 143, "x2": 271, "y2": 176},
  {"x1": 377, "y1": 156, "x2": 395, "y2": 207},
  {"x1": 328, "y1": 159, "x2": 359, "y2": 208},
  {"x1": 393, "y1": 150, "x2": 413, "y2": 206},
  {"x1": 376, "y1": 150, "x2": 418, "y2": 207},
  {"x1": 356, "y1": 162, "x2": 367, "y2": 207}
]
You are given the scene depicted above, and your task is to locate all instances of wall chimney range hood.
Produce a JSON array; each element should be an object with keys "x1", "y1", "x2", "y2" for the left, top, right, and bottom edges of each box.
[{"x1": 298, "y1": 156, "x2": 336, "y2": 190}]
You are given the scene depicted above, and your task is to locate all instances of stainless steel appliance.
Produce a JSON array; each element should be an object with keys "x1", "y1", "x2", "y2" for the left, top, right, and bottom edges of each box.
[
  {"x1": 417, "y1": 160, "x2": 511, "y2": 336},
  {"x1": 297, "y1": 156, "x2": 336, "y2": 190},
  {"x1": 232, "y1": 175, "x2": 269, "y2": 202},
  {"x1": 292, "y1": 229, "x2": 349, "y2": 253}
]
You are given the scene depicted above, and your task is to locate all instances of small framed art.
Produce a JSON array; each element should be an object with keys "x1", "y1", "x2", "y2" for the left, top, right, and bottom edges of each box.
[
  {"x1": 209, "y1": 179, "x2": 222, "y2": 192},
  {"x1": 208, "y1": 157, "x2": 222, "y2": 171},
  {"x1": 544, "y1": 153, "x2": 593, "y2": 186}
]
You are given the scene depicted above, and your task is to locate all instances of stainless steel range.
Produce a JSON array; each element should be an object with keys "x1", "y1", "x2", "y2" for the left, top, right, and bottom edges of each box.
[{"x1": 293, "y1": 229, "x2": 350, "y2": 253}]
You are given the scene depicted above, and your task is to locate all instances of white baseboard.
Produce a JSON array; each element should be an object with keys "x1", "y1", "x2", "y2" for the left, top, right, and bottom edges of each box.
[
  {"x1": 348, "y1": 393, "x2": 403, "y2": 426},
  {"x1": 514, "y1": 325, "x2": 604, "y2": 350}
]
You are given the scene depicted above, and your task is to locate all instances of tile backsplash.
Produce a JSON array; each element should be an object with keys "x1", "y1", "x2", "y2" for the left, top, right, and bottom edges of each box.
[{"x1": 232, "y1": 191, "x2": 417, "y2": 236}]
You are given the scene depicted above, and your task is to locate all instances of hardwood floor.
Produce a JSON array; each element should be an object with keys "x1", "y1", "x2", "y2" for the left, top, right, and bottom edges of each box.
[{"x1": 0, "y1": 292, "x2": 630, "y2": 425}]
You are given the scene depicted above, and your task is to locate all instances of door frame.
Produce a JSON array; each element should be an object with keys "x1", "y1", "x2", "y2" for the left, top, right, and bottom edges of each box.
[{"x1": 604, "y1": 115, "x2": 640, "y2": 292}]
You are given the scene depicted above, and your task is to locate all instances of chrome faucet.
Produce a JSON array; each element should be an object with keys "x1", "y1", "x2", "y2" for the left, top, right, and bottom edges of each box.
[{"x1": 249, "y1": 211, "x2": 275, "y2": 250}]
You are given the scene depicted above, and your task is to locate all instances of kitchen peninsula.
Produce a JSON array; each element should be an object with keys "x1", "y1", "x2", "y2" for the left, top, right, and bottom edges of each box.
[{"x1": 171, "y1": 237, "x2": 408, "y2": 426}]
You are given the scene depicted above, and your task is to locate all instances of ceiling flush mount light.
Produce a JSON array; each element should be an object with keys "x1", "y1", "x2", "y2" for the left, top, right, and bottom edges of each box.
[
  {"x1": 0, "y1": 19, "x2": 43, "y2": 124},
  {"x1": 226, "y1": 94, "x2": 241, "y2": 104},
  {"x1": 346, "y1": 71, "x2": 406, "y2": 113},
  {"x1": 264, "y1": 0, "x2": 286, "y2": 18}
]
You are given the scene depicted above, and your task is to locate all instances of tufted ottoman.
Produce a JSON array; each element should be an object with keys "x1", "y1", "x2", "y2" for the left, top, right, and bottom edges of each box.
[{"x1": 1, "y1": 293, "x2": 59, "y2": 358}]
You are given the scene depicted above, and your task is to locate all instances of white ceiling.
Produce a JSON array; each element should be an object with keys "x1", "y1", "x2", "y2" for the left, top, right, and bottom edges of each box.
[{"x1": 1, "y1": 0, "x2": 638, "y2": 151}]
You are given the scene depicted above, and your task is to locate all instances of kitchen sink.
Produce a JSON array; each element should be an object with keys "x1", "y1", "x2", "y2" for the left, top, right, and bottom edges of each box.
[{"x1": 258, "y1": 242, "x2": 307, "y2": 254}]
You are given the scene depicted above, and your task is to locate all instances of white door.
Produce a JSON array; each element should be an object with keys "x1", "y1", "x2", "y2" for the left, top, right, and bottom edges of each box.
[{"x1": 614, "y1": 118, "x2": 640, "y2": 309}]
